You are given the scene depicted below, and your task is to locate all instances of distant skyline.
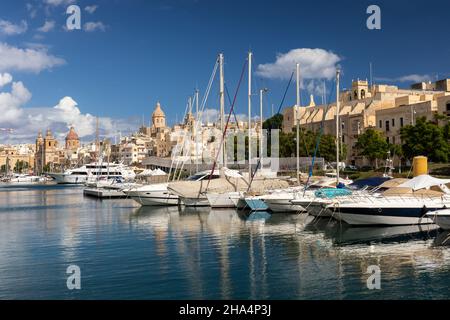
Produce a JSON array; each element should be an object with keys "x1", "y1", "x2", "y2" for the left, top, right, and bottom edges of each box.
[{"x1": 0, "y1": 0, "x2": 449, "y2": 143}]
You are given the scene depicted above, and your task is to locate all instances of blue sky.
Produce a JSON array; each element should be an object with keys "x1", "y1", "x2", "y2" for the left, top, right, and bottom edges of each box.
[{"x1": 0, "y1": 0, "x2": 449, "y2": 142}]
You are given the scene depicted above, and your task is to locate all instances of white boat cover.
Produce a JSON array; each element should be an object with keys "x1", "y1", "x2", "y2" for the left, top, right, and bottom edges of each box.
[
  {"x1": 138, "y1": 169, "x2": 167, "y2": 177},
  {"x1": 397, "y1": 175, "x2": 450, "y2": 191},
  {"x1": 223, "y1": 168, "x2": 243, "y2": 179},
  {"x1": 152, "y1": 169, "x2": 167, "y2": 176}
]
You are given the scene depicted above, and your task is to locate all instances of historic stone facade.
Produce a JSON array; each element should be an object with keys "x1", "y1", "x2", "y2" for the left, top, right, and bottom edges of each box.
[{"x1": 282, "y1": 78, "x2": 450, "y2": 166}]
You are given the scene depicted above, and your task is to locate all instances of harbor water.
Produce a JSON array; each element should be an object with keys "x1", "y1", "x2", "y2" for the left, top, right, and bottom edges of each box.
[{"x1": 1, "y1": 185, "x2": 450, "y2": 300}]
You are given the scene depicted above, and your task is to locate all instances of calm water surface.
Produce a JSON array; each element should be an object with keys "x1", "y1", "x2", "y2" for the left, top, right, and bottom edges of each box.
[{"x1": 1, "y1": 185, "x2": 450, "y2": 300}]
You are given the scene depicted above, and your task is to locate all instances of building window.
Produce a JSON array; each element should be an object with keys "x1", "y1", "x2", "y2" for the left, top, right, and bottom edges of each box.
[
  {"x1": 393, "y1": 136, "x2": 396, "y2": 144},
  {"x1": 361, "y1": 89, "x2": 366, "y2": 99},
  {"x1": 385, "y1": 120, "x2": 390, "y2": 132},
  {"x1": 400, "y1": 117, "x2": 404, "y2": 127},
  {"x1": 379, "y1": 120, "x2": 382, "y2": 128},
  {"x1": 446, "y1": 102, "x2": 450, "y2": 116},
  {"x1": 386, "y1": 137, "x2": 390, "y2": 144},
  {"x1": 392, "y1": 119, "x2": 395, "y2": 127}
]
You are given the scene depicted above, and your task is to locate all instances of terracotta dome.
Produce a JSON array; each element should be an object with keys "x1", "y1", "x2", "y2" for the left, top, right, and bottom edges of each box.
[
  {"x1": 65, "y1": 127, "x2": 79, "y2": 141},
  {"x1": 152, "y1": 102, "x2": 165, "y2": 118}
]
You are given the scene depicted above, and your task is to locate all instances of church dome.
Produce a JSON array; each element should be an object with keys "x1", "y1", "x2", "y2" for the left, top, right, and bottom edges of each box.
[
  {"x1": 65, "y1": 127, "x2": 79, "y2": 141},
  {"x1": 152, "y1": 102, "x2": 165, "y2": 118}
]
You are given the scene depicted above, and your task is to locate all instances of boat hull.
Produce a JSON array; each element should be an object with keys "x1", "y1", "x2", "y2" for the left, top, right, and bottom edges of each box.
[
  {"x1": 292, "y1": 200, "x2": 334, "y2": 218},
  {"x1": 49, "y1": 173, "x2": 89, "y2": 184},
  {"x1": 130, "y1": 195, "x2": 179, "y2": 206},
  {"x1": 84, "y1": 188, "x2": 126, "y2": 199},
  {"x1": 427, "y1": 210, "x2": 450, "y2": 230},
  {"x1": 206, "y1": 192, "x2": 236, "y2": 208},
  {"x1": 180, "y1": 196, "x2": 210, "y2": 207},
  {"x1": 237, "y1": 197, "x2": 269, "y2": 212},
  {"x1": 338, "y1": 207, "x2": 439, "y2": 226},
  {"x1": 264, "y1": 198, "x2": 305, "y2": 213}
]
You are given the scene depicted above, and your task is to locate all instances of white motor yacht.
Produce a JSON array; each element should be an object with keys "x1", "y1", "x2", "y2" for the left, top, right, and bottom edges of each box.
[
  {"x1": 49, "y1": 163, "x2": 136, "y2": 184},
  {"x1": 329, "y1": 175, "x2": 450, "y2": 226}
]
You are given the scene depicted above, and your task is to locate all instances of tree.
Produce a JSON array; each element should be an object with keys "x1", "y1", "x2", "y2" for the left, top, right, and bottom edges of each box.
[
  {"x1": 14, "y1": 161, "x2": 29, "y2": 173},
  {"x1": 263, "y1": 113, "x2": 283, "y2": 130},
  {"x1": 401, "y1": 117, "x2": 450, "y2": 163},
  {"x1": 355, "y1": 128, "x2": 389, "y2": 168},
  {"x1": 43, "y1": 164, "x2": 51, "y2": 173}
]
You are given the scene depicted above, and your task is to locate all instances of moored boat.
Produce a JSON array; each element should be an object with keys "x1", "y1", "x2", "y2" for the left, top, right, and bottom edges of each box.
[
  {"x1": 331, "y1": 175, "x2": 450, "y2": 226},
  {"x1": 426, "y1": 209, "x2": 450, "y2": 230}
]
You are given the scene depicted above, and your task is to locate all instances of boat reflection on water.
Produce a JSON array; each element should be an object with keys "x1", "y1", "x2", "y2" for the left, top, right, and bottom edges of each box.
[
  {"x1": 126, "y1": 207, "x2": 450, "y2": 299},
  {"x1": 433, "y1": 230, "x2": 450, "y2": 246},
  {"x1": 326, "y1": 224, "x2": 440, "y2": 246}
]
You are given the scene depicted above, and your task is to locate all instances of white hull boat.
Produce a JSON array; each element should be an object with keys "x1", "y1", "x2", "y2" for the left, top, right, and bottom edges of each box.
[
  {"x1": 333, "y1": 198, "x2": 446, "y2": 226},
  {"x1": 180, "y1": 196, "x2": 210, "y2": 207},
  {"x1": 206, "y1": 192, "x2": 237, "y2": 208},
  {"x1": 427, "y1": 209, "x2": 450, "y2": 230},
  {"x1": 49, "y1": 162, "x2": 136, "y2": 185},
  {"x1": 264, "y1": 197, "x2": 306, "y2": 213},
  {"x1": 125, "y1": 183, "x2": 179, "y2": 206}
]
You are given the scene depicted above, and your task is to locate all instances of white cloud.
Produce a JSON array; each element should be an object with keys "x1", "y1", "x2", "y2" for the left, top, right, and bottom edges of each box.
[
  {"x1": 84, "y1": 22, "x2": 107, "y2": 32},
  {"x1": 0, "y1": 79, "x2": 140, "y2": 143},
  {"x1": 43, "y1": 0, "x2": 75, "y2": 6},
  {"x1": 0, "y1": 79, "x2": 31, "y2": 124},
  {"x1": 0, "y1": 73, "x2": 13, "y2": 87},
  {"x1": 0, "y1": 42, "x2": 65, "y2": 73},
  {"x1": 37, "y1": 20, "x2": 55, "y2": 33},
  {"x1": 0, "y1": 20, "x2": 28, "y2": 36},
  {"x1": 85, "y1": 5, "x2": 99, "y2": 14},
  {"x1": 375, "y1": 74, "x2": 433, "y2": 84},
  {"x1": 256, "y1": 48, "x2": 341, "y2": 80},
  {"x1": 26, "y1": 3, "x2": 38, "y2": 19},
  {"x1": 398, "y1": 74, "x2": 433, "y2": 83}
]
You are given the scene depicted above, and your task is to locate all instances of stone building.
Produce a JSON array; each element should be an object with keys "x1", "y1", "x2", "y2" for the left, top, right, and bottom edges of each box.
[
  {"x1": 0, "y1": 145, "x2": 35, "y2": 174},
  {"x1": 35, "y1": 129, "x2": 61, "y2": 173},
  {"x1": 282, "y1": 78, "x2": 450, "y2": 166},
  {"x1": 65, "y1": 127, "x2": 80, "y2": 151},
  {"x1": 35, "y1": 127, "x2": 82, "y2": 173}
]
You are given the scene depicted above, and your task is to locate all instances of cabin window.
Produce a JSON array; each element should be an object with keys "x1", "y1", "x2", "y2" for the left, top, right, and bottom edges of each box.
[{"x1": 385, "y1": 120, "x2": 390, "y2": 132}]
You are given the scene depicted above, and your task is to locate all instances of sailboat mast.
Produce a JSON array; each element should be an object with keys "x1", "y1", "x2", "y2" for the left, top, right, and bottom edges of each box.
[
  {"x1": 336, "y1": 69, "x2": 341, "y2": 185},
  {"x1": 219, "y1": 53, "x2": 226, "y2": 168},
  {"x1": 259, "y1": 89, "x2": 264, "y2": 172},
  {"x1": 296, "y1": 63, "x2": 301, "y2": 184},
  {"x1": 96, "y1": 117, "x2": 100, "y2": 162},
  {"x1": 248, "y1": 52, "x2": 252, "y2": 179},
  {"x1": 196, "y1": 89, "x2": 199, "y2": 173}
]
